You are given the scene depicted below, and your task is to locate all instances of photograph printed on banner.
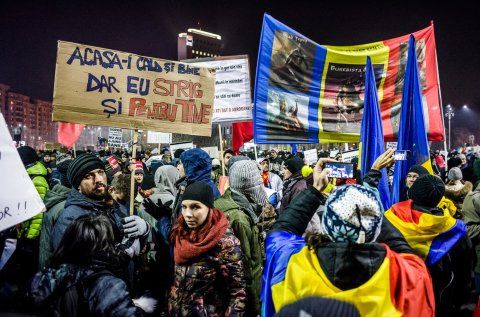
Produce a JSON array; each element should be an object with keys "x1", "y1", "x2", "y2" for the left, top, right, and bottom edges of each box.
[
  {"x1": 266, "y1": 89, "x2": 309, "y2": 142},
  {"x1": 268, "y1": 30, "x2": 316, "y2": 94},
  {"x1": 321, "y1": 62, "x2": 383, "y2": 134}
]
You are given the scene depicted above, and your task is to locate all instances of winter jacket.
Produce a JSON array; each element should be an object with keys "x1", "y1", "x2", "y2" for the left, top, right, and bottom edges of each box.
[
  {"x1": 215, "y1": 188, "x2": 262, "y2": 316},
  {"x1": 462, "y1": 183, "x2": 480, "y2": 273},
  {"x1": 52, "y1": 189, "x2": 128, "y2": 251},
  {"x1": 445, "y1": 180, "x2": 473, "y2": 215},
  {"x1": 18, "y1": 162, "x2": 49, "y2": 239},
  {"x1": 169, "y1": 227, "x2": 247, "y2": 317},
  {"x1": 39, "y1": 184, "x2": 71, "y2": 269},
  {"x1": 279, "y1": 172, "x2": 306, "y2": 212},
  {"x1": 263, "y1": 187, "x2": 435, "y2": 317},
  {"x1": 386, "y1": 201, "x2": 475, "y2": 317},
  {"x1": 30, "y1": 261, "x2": 143, "y2": 317}
]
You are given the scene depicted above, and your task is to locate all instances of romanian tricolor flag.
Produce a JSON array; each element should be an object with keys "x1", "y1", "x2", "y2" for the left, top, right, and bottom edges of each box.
[
  {"x1": 391, "y1": 35, "x2": 433, "y2": 205},
  {"x1": 262, "y1": 231, "x2": 435, "y2": 317},
  {"x1": 385, "y1": 200, "x2": 466, "y2": 266}
]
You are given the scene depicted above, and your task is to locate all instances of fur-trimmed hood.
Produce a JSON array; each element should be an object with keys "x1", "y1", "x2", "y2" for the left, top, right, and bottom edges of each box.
[{"x1": 445, "y1": 180, "x2": 473, "y2": 202}]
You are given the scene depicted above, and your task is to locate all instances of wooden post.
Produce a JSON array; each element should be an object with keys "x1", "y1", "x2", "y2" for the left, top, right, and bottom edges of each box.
[
  {"x1": 72, "y1": 143, "x2": 76, "y2": 158},
  {"x1": 218, "y1": 124, "x2": 225, "y2": 176},
  {"x1": 129, "y1": 129, "x2": 139, "y2": 216}
]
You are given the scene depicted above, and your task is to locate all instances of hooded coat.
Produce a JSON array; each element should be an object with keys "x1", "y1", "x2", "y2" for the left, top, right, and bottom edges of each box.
[{"x1": 39, "y1": 184, "x2": 71, "y2": 269}]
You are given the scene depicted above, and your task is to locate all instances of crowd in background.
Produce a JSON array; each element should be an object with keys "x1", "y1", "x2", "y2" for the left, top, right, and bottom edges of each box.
[{"x1": 1, "y1": 144, "x2": 480, "y2": 316}]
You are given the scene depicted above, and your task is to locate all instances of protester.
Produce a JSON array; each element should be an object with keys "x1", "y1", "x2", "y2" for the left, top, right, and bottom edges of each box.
[
  {"x1": 268, "y1": 148, "x2": 283, "y2": 176},
  {"x1": 161, "y1": 182, "x2": 247, "y2": 316},
  {"x1": 262, "y1": 158, "x2": 435, "y2": 317},
  {"x1": 462, "y1": 183, "x2": 480, "y2": 293},
  {"x1": 38, "y1": 159, "x2": 72, "y2": 270},
  {"x1": 434, "y1": 150, "x2": 446, "y2": 179},
  {"x1": 444, "y1": 167, "x2": 473, "y2": 216},
  {"x1": 279, "y1": 156, "x2": 307, "y2": 212},
  {"x1": 257, "y1": 157, "x2": 283, "y2": 206},
  {"x1": 385, "y1": 174, "x2": 475, "y2": 316},
  {"x1": 30, "y1": 214, "x2": 155, "y2": 316}
]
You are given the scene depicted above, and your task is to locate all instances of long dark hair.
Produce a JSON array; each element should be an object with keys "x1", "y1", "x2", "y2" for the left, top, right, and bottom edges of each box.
[{"x1": 51, "y1": 213, "x2": 119, "y2": 268}]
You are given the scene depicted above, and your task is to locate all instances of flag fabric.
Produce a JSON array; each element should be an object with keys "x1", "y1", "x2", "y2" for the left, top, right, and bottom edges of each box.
[
  {"x1": 359, "y1": 56, "x2": 391, "y2": 209},
  {"x1": 57, "y1": 122, "x2": 84, "y2": 148},
  {"x1": 391, "y1": 35, "x2": 433, "y2": 204},
  {"x1": 232, "y1": 121, "x2": 253, "y2": 154},
  {"x1": 290, "y1": 144, "x2": 298, "y2": 155},
  {"x1": 385, "y1": 200, "x2": 466, "y2": 266}
]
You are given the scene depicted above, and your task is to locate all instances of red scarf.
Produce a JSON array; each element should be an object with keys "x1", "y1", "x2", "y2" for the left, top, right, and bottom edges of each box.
[{"x1": 171, "y1": 208, "x2": 228, "y2": 265}]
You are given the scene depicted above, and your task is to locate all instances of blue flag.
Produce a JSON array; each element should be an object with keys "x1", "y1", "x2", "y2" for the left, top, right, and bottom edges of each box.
[
  {"x1": 391, "y1": 35, "x2": 433, "y2": 204},
  {"x1": 360, "y1": 56, "x2": 391, "y2": 209},
  {"x1": 290, "y1": 144, "x2": 298, "y2": 155}
]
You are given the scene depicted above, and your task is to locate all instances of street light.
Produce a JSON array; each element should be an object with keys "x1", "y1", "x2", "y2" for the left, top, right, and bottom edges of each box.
[{"x1": 444, "y1": 104, "x2": 454, "y2": 150}]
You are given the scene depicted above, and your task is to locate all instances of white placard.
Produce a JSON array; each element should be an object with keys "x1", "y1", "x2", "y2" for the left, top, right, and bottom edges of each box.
[
  {"x1": 147, "y1": 131, "x2": 172, "y2": 144},
  {"x1": 304, "y1": 149, "x2": 318, "y2": 166},
  {"x1": 108, "y1": 127, "x2": 123, "y2": 147},
  {"x1": 386, "y1": 142, "x2": 398, "y2": 150},
  {"x1": 170, "y1": 142, "x2": 194, "y2": 153},
  {"x1": 341, "y1": 149, "x2": 359, "y2": 163},
  {"x1": 0, "y1": 113, "x2": 45, "y2": 232},
  {"x1": 201, "y1": 146, "x2": 219, "y2": 159},
  {"x1": 191, "y1": 57, "x2": 252, "y2": 123}
]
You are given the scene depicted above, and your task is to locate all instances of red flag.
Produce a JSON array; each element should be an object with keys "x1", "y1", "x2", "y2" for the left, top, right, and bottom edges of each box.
[
  {"x1": 232, "y1": 121, "x2": 253, "y2": 154},
  {"x1": 57, "y1": 122, "x2": 84, "y2": 148}
]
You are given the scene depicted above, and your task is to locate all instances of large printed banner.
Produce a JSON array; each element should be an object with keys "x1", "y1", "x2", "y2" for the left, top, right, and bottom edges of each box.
[
  {"x1": 254, "y1": 14, "x2": 443, "y2": 143},
  {"x1": 53, "y1": 41, "x2": 216, "y2": 136},
  {"x1": 188, "y1": 55, "x2": 253, "y2": 123}
]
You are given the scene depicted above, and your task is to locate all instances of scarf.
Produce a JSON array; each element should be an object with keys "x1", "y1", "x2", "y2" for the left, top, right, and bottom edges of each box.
[
  {"x1": 171, "y1": 208, "x2": 229, "y2": 265},
  {"x1": 262, "y1": 171, "x2": 272, "y2": 188}
]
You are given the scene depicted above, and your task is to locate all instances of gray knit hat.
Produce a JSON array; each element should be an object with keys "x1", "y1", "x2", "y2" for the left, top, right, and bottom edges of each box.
[
  {"x1": 229, "y1": 160, "x2": 268, "y2": 205},
  {"x1": 448, "y1": 167, "x2": 463, "y2": 181}
]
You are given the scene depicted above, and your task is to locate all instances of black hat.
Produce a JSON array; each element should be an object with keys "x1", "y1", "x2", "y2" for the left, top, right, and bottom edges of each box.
[
  {"x1": 56, "y1": 159, "x2": 73, "y2": 188},
  {"x1": 141, "y1": 174, "x2": 156, "y2": 190},
  {"x1": 18, "y1": 146, "x2": 39, "y2": 167},
  {"x1": 284, "y1": 156, "x2": 304, "y2": 174},
  {"x1": 409, "y1": 174, "x2": 445, "y2": 207},
  {"x1": 174, "y1": 148, "x2": 185, "y2": 159},
  {"x1": 407, "y1": 165, "x2": 429, "y2": 176},
  {"x1": 275, "y1": 296, "x2": 360, "y2": 317},
  {"x1": 182, "y1": 181, "x2": 214, "y2": 209},
  {"x1": 67, "y1": 154, "x2": 105, "y2": 189}
]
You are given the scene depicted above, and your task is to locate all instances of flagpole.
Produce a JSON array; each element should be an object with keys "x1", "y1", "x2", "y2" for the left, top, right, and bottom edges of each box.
[
  {"x1": 72, "y1": 143, "x2": 76, "y2": 158},
  {"x1": 129, "y1": 129, "x2": 138, "y2": 216},
  {"x1": 218, "y1": 124, "x2": 225, "y2": 176}
]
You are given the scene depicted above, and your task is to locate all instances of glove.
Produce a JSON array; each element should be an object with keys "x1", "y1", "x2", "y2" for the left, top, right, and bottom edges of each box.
[
  {"x1": 142, "y1": 198, "x2": 173, "y2": 220},
  {"x1": 118, "y1": 237, "x2": 140, "y2": 258},
  {"x1": 122, "y1": 215, "x2": 150, "y2": 238}
]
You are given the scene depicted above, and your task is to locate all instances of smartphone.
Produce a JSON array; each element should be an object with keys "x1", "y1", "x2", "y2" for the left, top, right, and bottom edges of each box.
[
  {"x1": 394, "y1": 150, "x2": 410, "y2": 161},
  {"x1": 324, "y1": 162, "x2": 355, "y2": 179}
]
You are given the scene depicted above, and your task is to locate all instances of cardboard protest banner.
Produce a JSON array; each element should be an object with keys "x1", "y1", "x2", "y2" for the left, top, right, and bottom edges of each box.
[
  {"x1": 108, "y1": 127, "x2": 123, "y2": 147},
  {"x1": 187, "y1": 56, "x2": 253, "y2": 123},
  {"x1": 254, "y1": 14, "x2": 442, "y2": 144},
  {"x1": 53, "y1": 41, "x2": 216, "y2": 136},
  {"x1": 303, "y1": 149, "x2": 318, "y2": 165},
  {"x1": 0, "y1": 113, "x2": 45, "y2": 232},
  {"x1": 147, "y1": 131, "x2": 172, "y2": 144}
]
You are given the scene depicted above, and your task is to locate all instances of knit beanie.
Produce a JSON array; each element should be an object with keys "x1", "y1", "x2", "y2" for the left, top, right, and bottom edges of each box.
[
  {"x1": 182, "y1": 181, "x2": 214, "y2": 208},
  {"x1": 104, "y1": 156, "x2": 121, "y2": 182},
  {"x1": 275, "y1": 296, "x2": 360, "y2": 317},
  {"x1": 141, "y1": 174, "x2": 156, "y2": 190},
  {"x1": 134, "y1": 161, "x2": 144, "y2": 174},
  {"x1": 67, "y1": 154, "x2": 105, "y2": 189},
  {"x1": 284, "y1": 156, "x2": 304, "y2": 174},
  {"x1": 18, "y1": 146, "x2": 39, "y2": 167},
  {"x1": 409, "y1": 174, "x2": 445, "y2": 207},
  {"x1": 174, "y1": 148, "x2": 185, "y2": 159},
  {"x1": 56, "y1": 159, "x2": 72, "y2": 188},
  {"x1": 407, "y1": 165, "x2": 429, "y2": 176},
  {"x1": 227, "y1": 155, "x2": 250, "y2": 172},
  {"x1": 229, "y1": 160, "x2": 268, "y2": 206},
  {"x1": 322, "y1": 184, "x2": 383, "y2": 243},
  {"x1": 448, "y1": 167, "x2": 463, "y2": 181}
]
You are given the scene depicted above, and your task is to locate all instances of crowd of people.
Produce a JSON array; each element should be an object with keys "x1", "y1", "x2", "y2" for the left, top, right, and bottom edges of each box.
[{"x1": 1, "y1": 144, "x2": 480, "y2": 316}]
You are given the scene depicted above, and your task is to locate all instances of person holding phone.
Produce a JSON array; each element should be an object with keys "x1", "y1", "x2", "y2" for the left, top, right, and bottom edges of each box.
[{"x1": 279, "y1": 157, "x2": 307, "y2": 213}]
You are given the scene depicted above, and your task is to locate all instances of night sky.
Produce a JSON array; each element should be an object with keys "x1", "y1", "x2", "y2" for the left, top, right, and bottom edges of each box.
[{"x1": 1, "y1": 1, "x2": 478, "y2": 121}]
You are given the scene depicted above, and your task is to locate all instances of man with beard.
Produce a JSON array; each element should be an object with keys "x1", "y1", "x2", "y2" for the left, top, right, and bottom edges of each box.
[{"x1": 52, "y1": 154, "x2": 150, "y2": 252}]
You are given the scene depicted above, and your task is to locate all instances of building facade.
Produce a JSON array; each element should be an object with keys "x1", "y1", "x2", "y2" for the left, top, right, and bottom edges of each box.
[
  {"x1": 178, "y1": 28, "x2": 222, "y2": 61},
  {"x1": 0, "y1": 83, "x2": 56, "y2": 149}
]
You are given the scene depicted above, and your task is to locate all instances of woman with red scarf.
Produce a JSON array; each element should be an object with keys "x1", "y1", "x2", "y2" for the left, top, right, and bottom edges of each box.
[{"x1": 168, "y1": 181, "x2": 247, "y2": 317}]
